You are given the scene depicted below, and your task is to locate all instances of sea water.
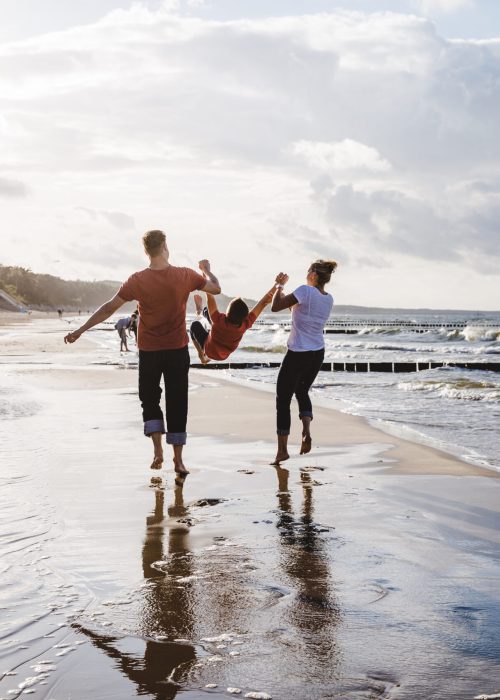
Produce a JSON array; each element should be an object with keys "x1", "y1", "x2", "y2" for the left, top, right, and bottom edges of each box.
[{"x1": 88, "y1": 309, "x2": 500, "y2": 472}]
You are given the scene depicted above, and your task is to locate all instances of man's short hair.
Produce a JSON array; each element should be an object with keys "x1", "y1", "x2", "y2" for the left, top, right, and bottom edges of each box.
[{"x1": 142, "y1": 230, "x2": 166, "y2": 257}]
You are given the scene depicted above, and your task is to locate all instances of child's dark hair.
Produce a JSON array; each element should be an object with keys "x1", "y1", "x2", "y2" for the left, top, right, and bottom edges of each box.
[{"x1": 227, "y1": 297, "x2": 249, "y2": 326}]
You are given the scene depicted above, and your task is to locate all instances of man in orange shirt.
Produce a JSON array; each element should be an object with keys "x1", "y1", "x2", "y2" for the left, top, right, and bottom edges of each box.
[{"x1": 64, "y1": 230, "x2": 221, "y2": 482}]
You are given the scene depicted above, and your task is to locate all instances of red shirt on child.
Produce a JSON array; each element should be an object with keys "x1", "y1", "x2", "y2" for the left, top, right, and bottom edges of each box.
[{"x1": 205, "y1": 310, "x2": 256, "y2": 361}]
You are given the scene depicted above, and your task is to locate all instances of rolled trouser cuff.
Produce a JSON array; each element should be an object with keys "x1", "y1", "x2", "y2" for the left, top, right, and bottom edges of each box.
[
  {"x1": 166, "y1": 432, "x2": 187, "y2": 446},
  {"x1": 277, "y1": 429, "x2": 290, "y2": 436},
  {"x1": 299, "y1": 411, "x2": 313, "y2": 419},
  {"x1": 144, "y1": 419, "x2": 166, "y2": 436}
]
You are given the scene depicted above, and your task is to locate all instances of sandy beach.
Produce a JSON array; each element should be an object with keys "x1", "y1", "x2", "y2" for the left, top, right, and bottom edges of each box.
[{"x1": 1, "y1": 314, "x2": 499, "y2": 699}]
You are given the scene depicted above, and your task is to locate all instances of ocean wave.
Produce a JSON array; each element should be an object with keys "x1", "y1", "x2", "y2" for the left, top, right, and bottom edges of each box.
[
  {"x1": 398, "y1": 378, "x2": 500, "y2": 402},
  {"x1": 462, "y1": 326, "x2": 500, "y2": 342},
  {"x1": 242, "y1": 345, "x2": 287, "y2": 354},
  {"x1": 346, "y1": 325, "x2": 500, "y2": 343}
]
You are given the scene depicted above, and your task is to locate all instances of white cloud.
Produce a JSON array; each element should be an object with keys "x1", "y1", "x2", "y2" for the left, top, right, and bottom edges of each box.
[
  {"x1": 290, "y1": 139, "x2": 391, "y2": 173},
  {"x1": 0, "y1": 176, "x2": 29, "y2": 198},
  {"x1": 0, "y1": 6, "x2": 498, "y2": 308},
  {"x1": 414, "y1": 0, "x2": 473, "y2": 16}
]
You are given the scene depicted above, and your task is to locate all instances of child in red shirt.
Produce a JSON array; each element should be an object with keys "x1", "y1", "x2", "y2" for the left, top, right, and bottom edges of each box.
[{"x1": 190, "y1": 286, "x2": 275, "y2": 363}]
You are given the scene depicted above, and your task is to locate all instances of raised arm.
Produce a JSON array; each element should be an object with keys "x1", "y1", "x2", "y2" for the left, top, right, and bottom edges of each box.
[
  {"x1": 198, "y1": 259, "x2": 221, "y2": 295},
  {"x1": 64, "y1": 293, "x2": 126, "y2": 344},
  {"x1": 205, "y1": 292, "x2": 218, "y2": 318},
  {"x1": 271, "y1": 273, "x2": 298, "y2": 312},
  {"x1": 250, "y1": 285, "x2": 275, "y2": 320}
]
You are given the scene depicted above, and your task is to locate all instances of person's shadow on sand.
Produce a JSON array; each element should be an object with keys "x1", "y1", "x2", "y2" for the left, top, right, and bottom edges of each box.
[{"x1": 74, "y1": 480, "x2": 197, "y2": 699}]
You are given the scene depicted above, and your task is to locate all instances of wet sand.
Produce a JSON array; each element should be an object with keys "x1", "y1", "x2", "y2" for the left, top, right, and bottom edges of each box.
[{"x1": 1, "y1": 316, "x2": 500, "y2": 700}]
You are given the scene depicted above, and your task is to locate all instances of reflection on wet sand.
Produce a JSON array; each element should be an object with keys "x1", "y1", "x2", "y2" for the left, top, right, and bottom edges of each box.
[
  {"x1": 274, "y1": 466, "x2": 341, "y2": 679},
  {"x1": 76, "y1": 480, "x2": 197, "y2": 699},
  {"x1": 73, "y1": 469, "x2": 342, "y2": 699}
]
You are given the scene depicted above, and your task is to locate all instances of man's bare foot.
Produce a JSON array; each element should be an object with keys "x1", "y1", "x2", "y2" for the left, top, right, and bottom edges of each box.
[
  {"x1": 300, "y1": 434, "x2": 312, "y2": 455},
  {"x1": 150, "y1": 455, "x2": 163, "y2": 470},
  {"x1": 174, "y1": 459, "x2": 190, "y2": 477},
  {"x1": 194, "y1": 293, "x2": 203, "y2": 315},
  {"x1": 270, "y1": 451, "x2": 289, "y2": 466}
]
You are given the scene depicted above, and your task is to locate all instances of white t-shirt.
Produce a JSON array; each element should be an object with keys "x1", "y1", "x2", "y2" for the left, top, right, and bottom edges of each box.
[{"x1": 287, "y1": 285, "x2": 333, "y2": 352}]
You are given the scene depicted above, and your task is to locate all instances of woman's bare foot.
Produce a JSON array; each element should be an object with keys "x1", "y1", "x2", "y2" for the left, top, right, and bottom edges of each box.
[
  {"x1": 271, "y1": 450, "x2": 289, "y2": 466},
  {"x1": 271, "y1": 433, "x2": 289, "y2": 466},
  {"x1": 300, "y1": 434, "x2": 312, "y2": 455},
  {"x1": 300, "y1": 417, "x2": 312, "y2": 454},
  {"x1": 194, "y1": 293, "x2": 204, "y2": 315}
]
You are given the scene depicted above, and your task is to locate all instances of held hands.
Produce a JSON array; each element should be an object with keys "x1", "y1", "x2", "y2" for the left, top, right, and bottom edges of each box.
[
  {"x1": 199, "y1": 259, "x2": 211, "y2": 275},
  {"x1": 64, "y1": 330, "x2": 82, "y2": 344},
  {"x1": 263, "y1": 286, "x2": 275, "y2": 304},
  {"x1": 275, "y1": 272, "x2": 289, "y2": 287}
]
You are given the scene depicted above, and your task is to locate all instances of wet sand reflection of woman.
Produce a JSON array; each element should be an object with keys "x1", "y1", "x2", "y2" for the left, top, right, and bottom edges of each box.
[{"x1": 274, "y1": 466, "x2": 342, "y2": 678}]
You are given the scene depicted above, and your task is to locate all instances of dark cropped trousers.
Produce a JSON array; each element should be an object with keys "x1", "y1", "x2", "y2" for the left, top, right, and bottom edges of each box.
[
  {"x1": 138, "y1": 346, "x2": 190, "y2": 445},
  {"x1": 276, "y1": 348, "x2": 325, "y2": 436}
]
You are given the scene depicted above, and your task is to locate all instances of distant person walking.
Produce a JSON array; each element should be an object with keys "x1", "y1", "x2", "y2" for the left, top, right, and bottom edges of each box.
[
  {"x1": 64, "y1": 230, "x2": 221, "y2": 480},
  {"x1": 129, "y1": 310, "x2": 139, "y2": 344},
  {"x1": 270, "y1": 260, "x2": 337, "y2": 465},
  {"x1": 115, "y1": 316, "x2": 131, "y2": 352}
]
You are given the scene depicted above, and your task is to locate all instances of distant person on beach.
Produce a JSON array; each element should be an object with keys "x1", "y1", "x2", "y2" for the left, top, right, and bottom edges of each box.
[
  {"x1": 129, "y1": 310, "x2": 139, "y2": 344},
  {"x1": 57, "y1": 309, "x2": 63, "y2": 319},
  {"x1": 270, "y1": 260, "x2": 337, "y2": 465},
  {"x1": 115, "y1": 316, "x2": 131, "y2": 352},
  {"x1": 64, "y1": 229, "x2": 221, "y2": 481},
  {"x1": 189, "y1": 287, "x2": 275, "y2": 364}
]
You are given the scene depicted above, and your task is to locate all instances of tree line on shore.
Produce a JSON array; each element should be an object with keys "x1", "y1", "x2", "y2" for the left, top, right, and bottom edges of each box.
[{"x1": 0, "y1": 265, "x2": 119, "y2": 311}]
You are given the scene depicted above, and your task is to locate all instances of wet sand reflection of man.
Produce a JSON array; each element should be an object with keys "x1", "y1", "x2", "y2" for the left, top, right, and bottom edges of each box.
[{"x1": 74, "y1": 482, "x2": 197, "y2": 699}]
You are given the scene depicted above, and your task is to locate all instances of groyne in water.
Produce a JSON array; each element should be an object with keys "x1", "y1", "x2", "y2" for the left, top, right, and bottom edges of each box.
[
  {"x1": 192, "y1": 361, "x2": 500, "y2": 373},
  {"x1": 253, "y1": 320, "x2": 500, "y2": 335}
]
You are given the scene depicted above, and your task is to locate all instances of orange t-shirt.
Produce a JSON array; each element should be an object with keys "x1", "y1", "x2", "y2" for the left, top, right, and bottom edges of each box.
[
  {"x1": 205, "y1": 310, "x2": 257, "y2": 361},
  {"x1": 118, "y1": 266, "x2": 206, "y2": 351}
]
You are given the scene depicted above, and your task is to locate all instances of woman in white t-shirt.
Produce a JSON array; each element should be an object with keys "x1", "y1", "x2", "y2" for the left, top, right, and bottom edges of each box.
[{"x1": 270, "y1": 259, "x2": 337, "y2": 465}]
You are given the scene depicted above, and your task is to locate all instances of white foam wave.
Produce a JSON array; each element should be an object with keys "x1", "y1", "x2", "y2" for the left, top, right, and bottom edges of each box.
[{"x1": 398, "y1": 378, "x2": 500, "y2": 402}]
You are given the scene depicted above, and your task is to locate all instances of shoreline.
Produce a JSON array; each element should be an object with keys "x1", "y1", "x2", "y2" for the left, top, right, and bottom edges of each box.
[
  {"x1": 188, "y1": 370, "x2": 499, "y2": 478},
  {"x1": 1, "y1": 312, "x2": 498, "y2": 477}
]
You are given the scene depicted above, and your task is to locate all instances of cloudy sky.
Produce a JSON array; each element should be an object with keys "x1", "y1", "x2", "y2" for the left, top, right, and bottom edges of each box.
[{"x1": 1, "y1": 0, "x2": 499, "y2": 309}]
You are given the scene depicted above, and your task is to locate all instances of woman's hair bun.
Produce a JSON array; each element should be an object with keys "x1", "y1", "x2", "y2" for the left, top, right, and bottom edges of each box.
[
  {"x1": 313, "y1": 259, "x2": 338, "y2": 273},
  {"x1": 310, "y1": 259, "x2": 338, "y2": 285}
]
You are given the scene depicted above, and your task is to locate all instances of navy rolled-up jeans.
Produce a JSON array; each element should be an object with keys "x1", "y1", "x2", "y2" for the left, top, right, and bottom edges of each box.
[
  {"x1": 138, "y1": 346, "x2": 190, "y2": 445},
  {"x1": 276, "y1": 348, "x2": 325, "y2": 436}
]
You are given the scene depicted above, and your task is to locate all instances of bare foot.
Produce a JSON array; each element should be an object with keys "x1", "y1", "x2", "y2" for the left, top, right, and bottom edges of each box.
[
  {"x1": 150, "y1": 455, "x2": 163, "y2": 470},
  {"x1": 300, "y1": 434, "x2": 312, "y2": 455},
  {"x1": 194, "y1": 293, "x2": 203, "y2": 315},
  {"x1": 174, "y1": 459, "x2": 190, "y2": 477},
  {"x1": 192, "y1": 335, "x2": 210, "y2": 365},
  {"x1": 270, "y1": 451, "x2": 289, "y2": 466},
  {"x1": 197, "y1": 349, "x2": 210, "y2": 365}
]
